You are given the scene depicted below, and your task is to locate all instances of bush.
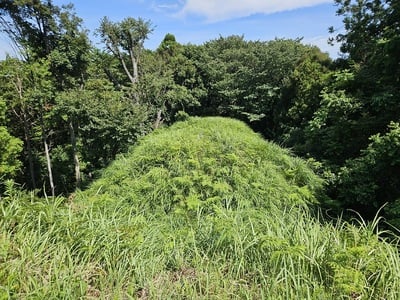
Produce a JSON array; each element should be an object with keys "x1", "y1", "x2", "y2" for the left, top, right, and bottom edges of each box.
[{"x1": 338, "y1": 122, "x2": 400, "y2": 222}]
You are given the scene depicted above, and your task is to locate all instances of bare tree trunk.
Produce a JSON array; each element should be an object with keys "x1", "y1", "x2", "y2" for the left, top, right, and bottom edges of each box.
[
  {"x1": 129, "y1": 49, "x2": 139, "y2": 84},
  {"x1": 69, "y1": 120, "x2": 81, "y2": 188},
  {"x1": 153, "y1": 109, "x2": 163, "y2": 129},
  {"x1": 40, "y1": 112, "x2": 55, "y2": 197},
  {"x1": 43, "y1": 133, "x2": 55, "y2": 198},
  {"x1": 118, "y1": 52, "x2": 137, "y2": 85}
]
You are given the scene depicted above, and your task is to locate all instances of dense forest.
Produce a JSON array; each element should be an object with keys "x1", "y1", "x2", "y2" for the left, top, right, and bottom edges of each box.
[{"x1": 1, "y1": 0, "x2": 400, "y2": 298}]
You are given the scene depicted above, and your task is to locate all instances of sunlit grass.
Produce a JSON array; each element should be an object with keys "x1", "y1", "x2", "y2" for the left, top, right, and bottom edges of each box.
[
  {"x1": 1, "y1": 117, "x2": 400, "y2": 299},
  {"x1": 2, "y1": 189, "x2": 400, "y2": 299},
  {"x1": 1, "y1": 187, "x2": 400, "y2": 298}
]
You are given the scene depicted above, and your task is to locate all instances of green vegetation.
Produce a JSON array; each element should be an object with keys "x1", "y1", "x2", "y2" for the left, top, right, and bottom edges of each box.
[
  {"x1": 1, "y1": 0, "x2": 400, "y2": 298},
  {"x1": 0, "y1": 99, "x2": 22, "y2": 181},
  {"x1": 2, "y1": 117, "x2": 400, "y2": 299},
  {"x1": 88, "y1": 117, "x2": 322, "y2": 213}
]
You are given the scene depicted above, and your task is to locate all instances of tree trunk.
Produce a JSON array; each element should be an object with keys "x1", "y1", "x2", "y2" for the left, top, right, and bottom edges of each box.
[
  {"x1": 69, "y1": 119, "x2": 81, "y2": 188},
  {"x1": 130, "y1": 49, "x2": 139, "y2": 84},
  {"x1": 43, "y1": 134, "x2": 55, "y2": 198},
  {"x1": 119, "y1": 52, "x2": 137, "y2": 85},
  {"x1": 40, "y1": 113, "x2": 55, "y2": 197},
  {"x1": 153, "y1": 109, "x2": 163, "y2": 129}
]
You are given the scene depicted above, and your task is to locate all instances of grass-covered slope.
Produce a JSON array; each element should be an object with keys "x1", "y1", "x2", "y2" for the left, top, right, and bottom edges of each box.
[
  {"x1": 1, "y1": 117, "x2": 400, "y2": 299},
  {"x1": 87, "y1": 117, "x2": 323, "y2": 213}
]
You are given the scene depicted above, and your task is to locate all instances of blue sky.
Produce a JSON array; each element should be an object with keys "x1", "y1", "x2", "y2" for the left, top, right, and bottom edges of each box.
[{"x1": 0, "y1": 0, "x2": 344, "y2": 59}]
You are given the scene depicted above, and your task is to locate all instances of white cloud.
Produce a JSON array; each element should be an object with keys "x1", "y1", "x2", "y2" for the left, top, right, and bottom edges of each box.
[
  {"x1": 153, "y1": 3, "x2": 181, "y2": 12},
  {"x1": 152, "y1": 0, "x2": 185, "y2": 13},
  {"x1": 178, "y1": 0, "x2": 332, "y2": 22}
]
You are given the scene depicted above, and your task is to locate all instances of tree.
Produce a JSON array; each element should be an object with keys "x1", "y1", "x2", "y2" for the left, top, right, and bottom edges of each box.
[
  {"x1": 0, "y1": 57, "x2": 56, "y2": 196},
  {"x1": 136, "y1": 34, "x2": 203, "y2": 128},
  {"x1": 189, "y1": 36, "x2": 316, "y2": 138},
  {"x1": 0, "y1": 0, "x2": 91, "y2": 89},
  {"x1": 337, "y1": 122, "x2": 400, "y2": 222},
  {"x1": 0, "y1": 58, "x2": 35, "y2": 188},
  {"x1": 0, "y1": 1, "x2": 94, "y2": 195},
  {"x1": 310, "y1": 0, "x2": 400, "y2": 221},
  {"x1": 276, "y1": 47, "x2": 332, "y2": 154},
  {"x1": 330, "y1": 0, "x2": 400, "y2": 121},
  {"x1": 97, "y1": 17, "x2": 153, "y2": 85},
  {"x1": 331, "y1": 0, "x2": 399, "y2": 63},
  {"x1": 27, "y1": 60, "x2": 55, "y2": 197},
  {"x1": 0, "y1": 0, "x2": 60, "y2": 59},
  {"x1": 54, "y1": 75, "x2": 150, "y2": 189},
  {"x1": 0, "y1": 97, "x2": 22, "y2": 183},
  {"x1": 47, "y1": 3, "x2": 91, "y2": 89}
]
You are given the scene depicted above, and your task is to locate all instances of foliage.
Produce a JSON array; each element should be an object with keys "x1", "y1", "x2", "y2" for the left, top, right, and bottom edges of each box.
[
  {"x1": 0, "y1": 0, "x2": 91, "y2": 194},
  {"x1": 331, "y1": 0, "x2": 399, "y2": 68},
  {"x1": 338, "y1": 122, "x2": 400, "y2": 221},
  {"x1": 0, "y1": 99, "x2": 22, "y2": 181},
  {"x1": 0, "y1": 0, "x2": 91, "y2": 89},
  {"x1": 53, "y1": 77, "x2": 151, "y2": 190},
  {"x1": 0, "y1": 0, "x2": 62, "y2": 58},
  {"x1": 187, "y1": 36, "x2": 319, "y2": 138},
  {"x1": 316, "y1": 0, "x2": 400, "y2": 220},
  {"x1": 277, "y1": 47, "x2": 332, "y2": 152},
  {"x1": 131, "y1": 47, "x2": 200, "y2": 128},
  {"x1": 302, "y1": 70, "x2": 364, "y2": 165},
  {"x1": 0, "y1": 57, "x2": 55, "y2": 192},
  {"x1": 283, "y1": 48, "x2": 331, "y2": 128},
  {"x1": 0, "y1": 127, "x2": 22, "y2": 181},
  {"x1": 329, "y1": 0, "x2": 400, "y2": 137}
]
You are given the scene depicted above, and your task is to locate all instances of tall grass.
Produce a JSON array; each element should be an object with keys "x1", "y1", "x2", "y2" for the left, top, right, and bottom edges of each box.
[
  {"x1": 2, "y1": 185, "x2": 400, "y2": 299},
  {"x1": 1, "y1": 184, "x2": 400, "y2": 298},
  {"x1": 1, "y1": 117, "x2": 400, "y2": 299}
]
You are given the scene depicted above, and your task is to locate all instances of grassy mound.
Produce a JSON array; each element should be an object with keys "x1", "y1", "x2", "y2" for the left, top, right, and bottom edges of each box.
[
  {"x1": 2, "y1": 117, "x2": 400, "y2": 299},
  {"x1": 87, "y1": 117, "x2": 323, "y2": 214}
]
